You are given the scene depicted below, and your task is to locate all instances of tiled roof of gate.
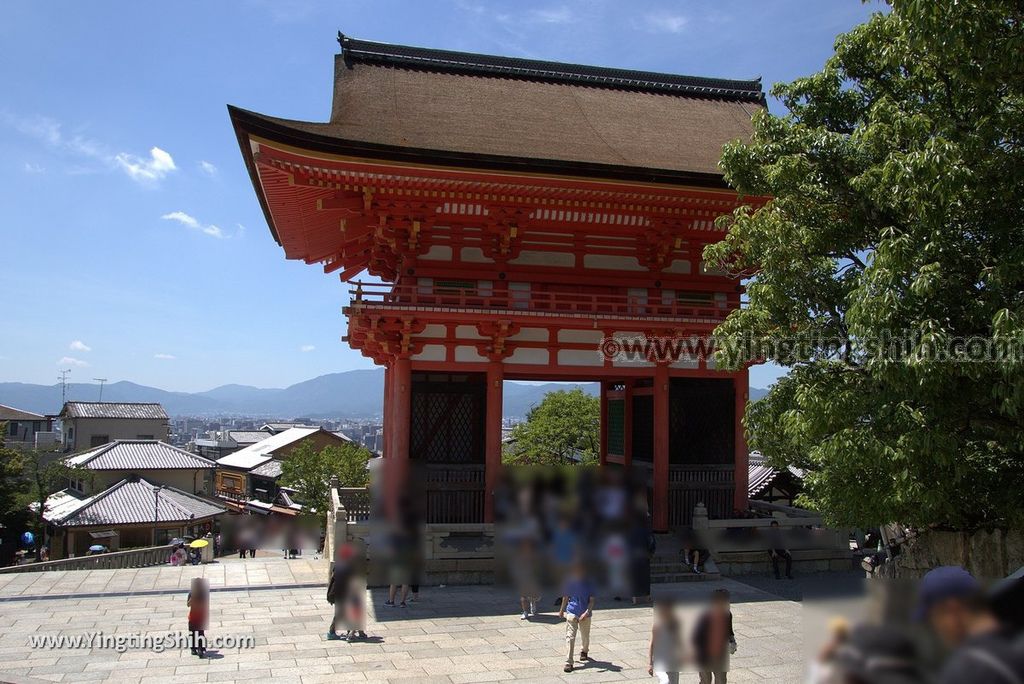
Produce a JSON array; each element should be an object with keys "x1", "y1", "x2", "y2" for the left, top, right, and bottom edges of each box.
[
  {"x1": 229, "y1": 33, "x2": 765, "y2": 188},
  {"x1": 67, "y1": 440, "x2": 215, "y2": 470},
  {"x1": 46, "y1": 478, "x2": 224, "y2": 527},
  {"x1": 336, "y1": 34, "x2": 765, "y2": 102},
  {"x1": 61, "y1": 402, "x2": 168, "y2": 420}
]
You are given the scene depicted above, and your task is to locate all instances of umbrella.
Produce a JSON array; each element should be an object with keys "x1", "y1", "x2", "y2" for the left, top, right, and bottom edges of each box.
[
  {"x1": 189, "y1": 539, "x2": 209, "y2": 549},
  {"x1": 88, "y1": 545, "x2": 107, "y2": 552}
]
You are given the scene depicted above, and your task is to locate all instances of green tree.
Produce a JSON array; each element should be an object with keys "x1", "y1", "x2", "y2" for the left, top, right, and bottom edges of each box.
[
  {"x1": 0, "y1": 424, "x2": 30, "y2": 563},
  {"x1": 503, "y1": 388, "x2": 599, "y2": 466},
  {"x1": 20, "y1": 449, "x2": 89, "y2": 560},
  {"x1": 280, "y1": 441, "x2": 371, "y2": 515},
  {"x1": 705, "y1": 0, "x2": 1024, "y2": 530}
]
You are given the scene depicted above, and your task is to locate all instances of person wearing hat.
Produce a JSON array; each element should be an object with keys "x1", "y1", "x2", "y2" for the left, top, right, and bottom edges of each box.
[{"x1": 917, "y1": 566, "x2": 1024, "y2": 684}]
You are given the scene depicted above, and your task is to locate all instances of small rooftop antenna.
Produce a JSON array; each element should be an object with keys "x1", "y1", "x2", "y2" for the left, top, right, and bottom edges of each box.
[
  {"x1": 94, "y1": 378, "x2": 108, "y2": 402},
  {"x1": 57, "y1": 369, "x2": 71, "y2": 405}
]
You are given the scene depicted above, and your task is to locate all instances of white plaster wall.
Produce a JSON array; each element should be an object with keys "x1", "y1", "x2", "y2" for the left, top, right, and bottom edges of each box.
[
  {"x1": 412, "y1": 344, "x2": 447, "y2": 362},
  {"x1": 557, "y1": 349, "x2": 603, "y2": 367},
  {"x1": 505, "y1": 348, "x2": 550, "y2": 365},
  {"x1": 583, "y1": 254, "x2": 645, "y2": 271},
  {"x1": 510, "y1": 250, "x2": 575, "y2": 267},
  {"x1": 454, "y1": 345, "x2": 487, "y2": 362}
]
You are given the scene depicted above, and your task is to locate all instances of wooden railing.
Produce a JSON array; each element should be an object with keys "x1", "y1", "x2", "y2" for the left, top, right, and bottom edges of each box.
[
  {"x1": 0, "y1": 544, "x2": 178, "y2": 574},
  {"x1": 215, "y1": 487, "x2": 248, "y2": 503},
  {"x1": 668, "y1": 464, "x2": 735, "y2": 527},
  {"x1": 336, "y1": 487, "x2": 371, "y2": 522},
  {"x1": 348, "y1": 281, "x2": 732, "y2": 321}
]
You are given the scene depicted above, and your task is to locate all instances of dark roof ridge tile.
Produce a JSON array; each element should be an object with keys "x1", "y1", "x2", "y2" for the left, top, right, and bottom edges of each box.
[{"x1": 337, "y1": 32, "x2": 765, "y2": 104}]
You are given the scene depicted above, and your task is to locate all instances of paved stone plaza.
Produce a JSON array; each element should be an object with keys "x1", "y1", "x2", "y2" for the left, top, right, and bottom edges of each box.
[{"x1": 0, "y1": 557, "x2": 816, "y2": 684}]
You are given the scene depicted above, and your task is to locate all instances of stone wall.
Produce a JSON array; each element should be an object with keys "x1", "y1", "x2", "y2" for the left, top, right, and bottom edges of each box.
[{"x1": 887, "y1": 528, "x2": 1024, "y2": 579}]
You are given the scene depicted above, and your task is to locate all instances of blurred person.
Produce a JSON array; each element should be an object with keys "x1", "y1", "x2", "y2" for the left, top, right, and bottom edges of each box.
[
  {"x1": 604, "y1": 527, "x2": 630, "y2": 601},
  {"x1": 384, "y1": 495, "x2": 421, "y2": 609},
  {"x1": 186, "y1": 578, "x2": 209, "y2": 657},
  {"x1": 559, "y1": 560, "x2": 596, "y2": 673},
  {"x1": 833, "y1": 624, "x2": 925, "y2": 684},
  {"x1": 169, "y1": 544, "x2": 187, "y2": 566},
  {"x1": 806, "y1": 616, "x2": 850, "y2": 684},
  {"x1": 550, "y1": 513, "x2": 579, "y2": 596},
  {"x1": 629, "y1": 510, "x2": 654, "y2": 605},
  {"x1": 692, "y1": 589, "x2": 736, "y2": 684},
  {"x1": 327, "y1": 542, "x2": 367, "y2": 641},
  {"x1": 680, "y1": 528, "x2": 710, "y2": 575},
  {"x1": 767, "y1": 520, "x2": 793, "y2": 580},
  {"x1": 917, "y1": 566, "x2": 1024, "y2": 684},
  {"x1": 514, "y1": 536, "x2": 542, "y2": 619},
  {"x1": 648, "y1": 599, "x2": 684, "y2": 684}
]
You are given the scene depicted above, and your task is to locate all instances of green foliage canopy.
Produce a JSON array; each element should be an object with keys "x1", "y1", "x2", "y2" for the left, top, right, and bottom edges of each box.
[
  {"x1": 280, "y1": 441, "x2": 371, "y2": 515},
  {"x1": 503, "y1": 388, "x2": 599, "y2": 466},
  {"x1": 705, "y1": 0, "x2": 1024, "y2": 530}
]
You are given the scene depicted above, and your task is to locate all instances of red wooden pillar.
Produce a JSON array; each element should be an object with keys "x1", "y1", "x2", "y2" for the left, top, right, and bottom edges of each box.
[
  {"x1": 653, "y1": 363, "x2": 670, "y2": 532},
  {"x1": 623, "y1": 379, "x2": 634, "y2": 468},
  {"x1": 598, "y1": 381, "x2": 608, "y2": 466},
  {"x1": 484, "y1": 362, "x2": 504, "y2": 522},
  {"x1": 384, "y1": 356, "x2": 412, "y2": 519},
  {"x1": 392, "y1": 356, "x2": 412, "y2": 462},
  {"x1": 733, "y1": 367, "x2": 750, "y2": 514},
  {"x1": 382, "y1": 365, "x2": 392, "y2": 458}
]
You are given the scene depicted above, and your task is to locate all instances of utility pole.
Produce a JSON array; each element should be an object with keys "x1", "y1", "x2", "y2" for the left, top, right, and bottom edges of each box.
[
  {"x1": 93, "y1": 378, "x2": 107, "y2": 402},
  {"x1": 57, "y1": 369, "x2": 71, "y2": 405}
]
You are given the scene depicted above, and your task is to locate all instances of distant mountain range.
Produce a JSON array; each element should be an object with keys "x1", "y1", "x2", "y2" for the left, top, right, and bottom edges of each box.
[{"x1": 0, "y1": 370, "x2": 769, "y2": 420}]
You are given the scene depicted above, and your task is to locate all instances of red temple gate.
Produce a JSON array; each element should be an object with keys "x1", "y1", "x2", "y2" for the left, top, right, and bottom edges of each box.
[{"x1": 230, "y1": 33, "x2": 765, "y2": 530}]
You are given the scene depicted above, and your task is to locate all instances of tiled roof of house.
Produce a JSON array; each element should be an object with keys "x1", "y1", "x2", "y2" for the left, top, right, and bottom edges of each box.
[
  {"x1": 66, "y1": 440, "x2": 215, "y2": 470},
  {"x1": 249, "y1": 459, "x2": 283, "y2": 479},
  {"x1": 227, "y1": 430, "x2": 271, "y2": 445},
  {"x1": 0, "y1": 404, "x2": 47, "y2": 421},
  {"x1": 46, "y1": 477, "x2": 224, "y2": 527},
  {"x1": 261, "y1": 422, "x2": 316, "y2": 433},
  {"x1": 216, "y1": 427, "x2": 323, "y2": 470},
  {"x1": 748, "y1": 452, "x2": 805, "y2": 497},
  {"x1": 61, "y1": 402, "x2": 169, "y2": 420}
]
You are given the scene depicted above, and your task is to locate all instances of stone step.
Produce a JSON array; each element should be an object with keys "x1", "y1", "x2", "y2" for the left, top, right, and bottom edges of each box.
[{"x1": 651, "y1": 571, "x2": 720, "y2": 584}]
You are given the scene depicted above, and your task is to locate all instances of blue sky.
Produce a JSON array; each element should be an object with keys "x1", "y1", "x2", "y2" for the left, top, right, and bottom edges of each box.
[{"x1": 0, "y1": 1, "x2": 881, "y2": 393}]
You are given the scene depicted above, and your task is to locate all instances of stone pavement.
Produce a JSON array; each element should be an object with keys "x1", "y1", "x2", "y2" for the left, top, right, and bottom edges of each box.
[
  {"x1": 0, "y1": 557, "x2": 823, "y2": 684},
  {"x1": 0, "y1": 555, "x2": 327, "y2": 600}
]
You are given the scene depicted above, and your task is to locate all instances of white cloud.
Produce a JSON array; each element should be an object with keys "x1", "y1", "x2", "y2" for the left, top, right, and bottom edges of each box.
[
  {"x1": 23, "y1": 162, "x2": 45, "y2": 174},
  {"x1": 199, "y1": 160, "x2": 217, "y2": 176},
  {"x1": 58, "y1": 356, "x2": 89, "y2": 367},
  {"x1": 154, "y1": 353, "x2": 176, "y2": 360},
  {"x1": 2, "y1": 111, "x2": 176, "y2": 185},
  {"x1": 639, "y1": 11, "x2": 688, "y2": 34},
  {"x1": 300, "y1": 345, "x2": 316, "y2": 352},
  {"x1": 114, "y1": 147, "x2": 176, "y2": 183},
  {"x1": 69, "y1": 340, "x2": 91, "y2": 352},
  {"x1": 531, "y1": 6, "x2": 573, "y2": 24},
  {"x1": 161, "y1": 211, "x2": 229, "y2": 239}
]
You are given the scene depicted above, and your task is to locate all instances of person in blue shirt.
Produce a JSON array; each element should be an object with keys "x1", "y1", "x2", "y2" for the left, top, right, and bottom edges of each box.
[{"x1": 558, "y1": 561, "x2": 596, "y2": 673}]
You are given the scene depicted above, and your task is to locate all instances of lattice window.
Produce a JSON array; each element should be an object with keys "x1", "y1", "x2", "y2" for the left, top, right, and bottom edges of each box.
[{"x1": 607, "y1": 399, "x2": 625, "y2": 455}]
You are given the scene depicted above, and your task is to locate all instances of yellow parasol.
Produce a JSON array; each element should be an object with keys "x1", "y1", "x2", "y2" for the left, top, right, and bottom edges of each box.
[{"x1": 189, "y1": 539, "x2": 209, "y2": 549}]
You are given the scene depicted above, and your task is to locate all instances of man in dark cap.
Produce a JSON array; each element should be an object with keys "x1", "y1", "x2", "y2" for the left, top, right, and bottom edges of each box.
[{"x1": 917, "y1": 566, "x2": 1024, "y2": 684}]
